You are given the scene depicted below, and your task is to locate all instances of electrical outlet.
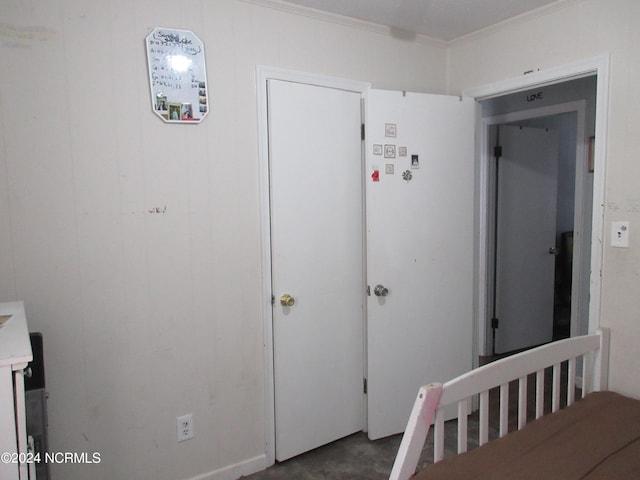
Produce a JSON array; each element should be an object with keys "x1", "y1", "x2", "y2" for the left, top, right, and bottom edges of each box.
[{"x1": 177, "y1": 414, "x2": 194, "y2": 442}]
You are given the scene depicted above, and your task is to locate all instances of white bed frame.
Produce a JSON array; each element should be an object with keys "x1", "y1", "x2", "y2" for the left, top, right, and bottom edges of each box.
[{"x1": 389, "y1": 329, "x2": 610, "y2": 480}]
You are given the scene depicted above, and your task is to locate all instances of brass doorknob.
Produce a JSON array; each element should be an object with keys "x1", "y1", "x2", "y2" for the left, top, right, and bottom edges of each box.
[{"x1": 280, "y1": 294, "x2": 295, "y2": 307}]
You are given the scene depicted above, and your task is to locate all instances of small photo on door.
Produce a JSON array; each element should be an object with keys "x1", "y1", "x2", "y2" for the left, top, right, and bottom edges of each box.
[
  {"x1": 385, "y1": 123, "x2": 397, "y2": 137},
  {"x1": 384, "y1": 144, "x2": 396, "y2": 158}
]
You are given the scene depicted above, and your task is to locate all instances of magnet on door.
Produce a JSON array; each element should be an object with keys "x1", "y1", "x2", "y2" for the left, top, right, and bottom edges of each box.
[{"x1": 372, "y1": 170, "x2": 380, "y2": 182}]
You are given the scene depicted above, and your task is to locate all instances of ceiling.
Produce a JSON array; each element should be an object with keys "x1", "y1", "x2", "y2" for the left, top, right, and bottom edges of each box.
[{"x1": 279, "y1": 0, "x2": 560, "y2": 41}]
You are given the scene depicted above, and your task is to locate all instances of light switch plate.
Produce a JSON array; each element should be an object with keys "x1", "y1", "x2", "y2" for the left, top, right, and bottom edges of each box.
[{"x1": 611, "y1": 221, "x2": 629, "y2": 248}]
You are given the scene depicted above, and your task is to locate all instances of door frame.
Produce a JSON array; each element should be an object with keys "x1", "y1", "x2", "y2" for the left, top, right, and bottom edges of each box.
[
  {"x1": 484, "y1": 101, "x2": 588, "y2": 354},
  {"x1": 464, "y1": 54, "x2": 610, "y2": 357},
  {"x1": 256, "y1": 66, "x2": 371, "y2": 466}
]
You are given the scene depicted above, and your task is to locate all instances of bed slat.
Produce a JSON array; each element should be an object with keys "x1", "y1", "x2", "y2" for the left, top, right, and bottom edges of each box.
[
  {"x1": 535, "y1": 369, "x2": 544, "y2": 419},
  {"x1": 433, "y1": 407, "x2": 445, "y2": 463},
  {"x1": 457, "y1": 400, "x2": 468, "y2": 454},
  {"x1": 518, "y1": 376, "x2": 527, "y2": 430},
  {"x1": 594, "y1": 328, "x2": 610, "y2": 391},
  {"x1": 552, "y1": 363, "x2": 561, "y2": 412},
  {"x1": 499, "y1": 383, "x2": 509, "y2": 437},
  {"x1": 479, "y1": 390, "x2": 489, "y2": 446},
  {"x1": 567, "y1": 357, "x2": 576, "y2": 406},
  {"x1": 582, "y1": 353, "x2": 591, "y2": 397}
]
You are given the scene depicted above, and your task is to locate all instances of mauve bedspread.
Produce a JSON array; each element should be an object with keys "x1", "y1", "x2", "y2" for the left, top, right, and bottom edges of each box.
[{"x1": 412, "y1": 391, "x2": 640, "y2": 479}]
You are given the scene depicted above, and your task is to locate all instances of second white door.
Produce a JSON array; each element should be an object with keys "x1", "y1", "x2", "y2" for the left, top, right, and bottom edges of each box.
[
  {"x1": 366, "y1": 90, "x2": 476, "y2": 439},
  {"x1": 494, "y1": 125, "x2": 559, "y2": 353}
]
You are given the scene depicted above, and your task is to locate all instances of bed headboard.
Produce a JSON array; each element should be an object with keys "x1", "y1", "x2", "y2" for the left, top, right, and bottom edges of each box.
[{"x1": 389, "y1": 328, "x2": 610, "y2": 480}]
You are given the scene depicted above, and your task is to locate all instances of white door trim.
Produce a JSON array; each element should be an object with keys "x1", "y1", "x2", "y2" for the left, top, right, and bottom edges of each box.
[
  {"x1": 256, "y1": 65, "x2": 371, "y2": 466},
  {"x1": 464, "y1": 54, "x2": 610, "y2": 356}
]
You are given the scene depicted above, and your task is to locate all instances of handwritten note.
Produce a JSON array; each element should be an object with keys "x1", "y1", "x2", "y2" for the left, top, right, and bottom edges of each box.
[{"x1": 145, "y1": 27, "x2": 209, "y2": 123}]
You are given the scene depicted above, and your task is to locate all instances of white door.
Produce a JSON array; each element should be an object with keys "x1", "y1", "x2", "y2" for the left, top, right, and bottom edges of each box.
[
  {"x1": 268, "y1": 80, "x2": 365, "y2": 461},
  {"x1": 494, "y1": 125, "x2": 559, "y2": 353},
  {"x1": 366, "y1": 90, "x2": 476, "y2": 439}
]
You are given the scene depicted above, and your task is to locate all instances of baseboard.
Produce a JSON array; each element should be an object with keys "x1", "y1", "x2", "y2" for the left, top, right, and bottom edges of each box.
[{"x1": 184, "y1": 454, "x2": 268, "y2": 480}]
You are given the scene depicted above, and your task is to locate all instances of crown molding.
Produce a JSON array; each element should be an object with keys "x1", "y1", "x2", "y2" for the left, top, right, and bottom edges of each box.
[
  {"x1": 450, "y1": 0, "x2": 584, "y2": 45},
  {"x1": 237, "y1": 0, "x2": 448, "y2": 47}
]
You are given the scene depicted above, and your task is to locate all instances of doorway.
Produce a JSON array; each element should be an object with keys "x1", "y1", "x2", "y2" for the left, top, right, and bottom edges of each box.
[{"x1": 469, "y1": 65, "x2": 605, "y2": 358}]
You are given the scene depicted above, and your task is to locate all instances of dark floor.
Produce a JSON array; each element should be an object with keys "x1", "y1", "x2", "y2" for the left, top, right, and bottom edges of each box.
[
  {"x1": 242, "y1": 359, "x2": 572, "y2": 480},
  {"x1": 242, "y1": 408, "x2": 496, "y2": 480},
  {"x1": 241, "y1": 432, "x2": 402, "y2": 480}
]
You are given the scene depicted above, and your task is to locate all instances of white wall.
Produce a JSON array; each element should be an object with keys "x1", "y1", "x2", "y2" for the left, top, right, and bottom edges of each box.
[
  {"x1": 0, "y1": 1, "x2": 447, "y2": 479},
  {"x1": 448, "y1": 0, "x2": 640, "y2": 398}
]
